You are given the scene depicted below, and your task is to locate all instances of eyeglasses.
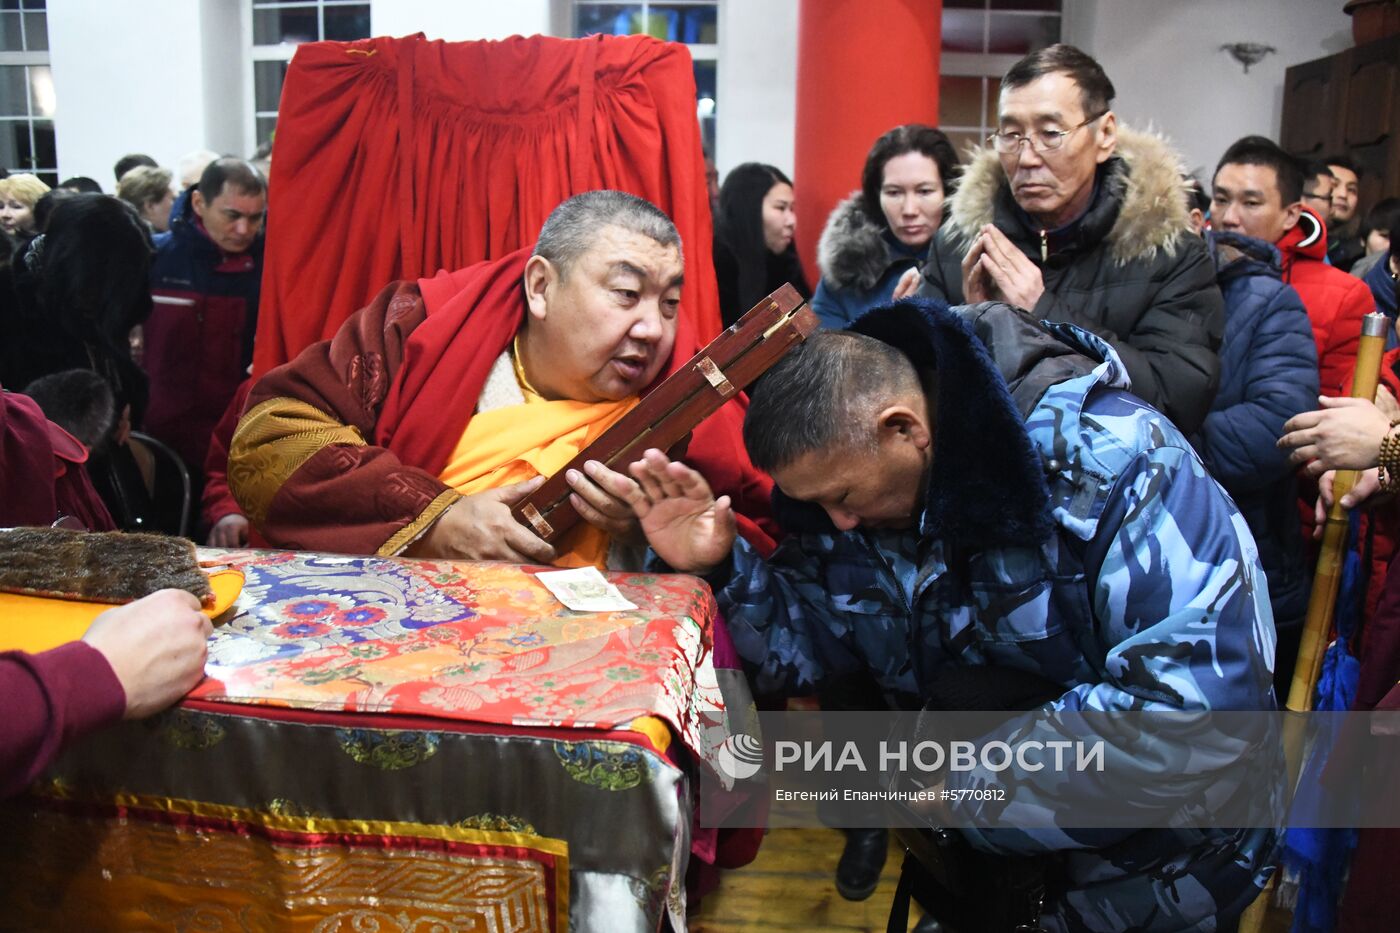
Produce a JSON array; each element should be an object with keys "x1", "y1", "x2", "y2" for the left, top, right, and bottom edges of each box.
[
  {"x1": 1302, "y1": 191, "x2": 1332, "y2": 205},
  {"x1": 989, "y1": 113, "x2": 1107, "y2": 155}
]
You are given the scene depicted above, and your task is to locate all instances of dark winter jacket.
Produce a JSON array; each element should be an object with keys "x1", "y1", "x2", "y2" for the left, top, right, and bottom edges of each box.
[
  {"x1": 702, "y1": 300, "x2": 1278, "y2": 931},
  {"x1": 1192, "y1": 232, "x2": 1317, "y2": 629},
  {"x1": 1361, "y1": 248, "x2": 1395, "y2": 320},
  {"x1": 811, "y1": 192, "x2": 928, "y2": 328},
  {"x1": 914, "y1": 127, "x2": 1223, "y2": 435},
  {"x1": 712, "y1": 237, "x2": 811, "y2": 327},
  {"x1": 1328, "y1": 227, "x2": 1366, "y2": 273},
  {"x1": 144, "y1": 189, "x2": 263, "y2": 470}
]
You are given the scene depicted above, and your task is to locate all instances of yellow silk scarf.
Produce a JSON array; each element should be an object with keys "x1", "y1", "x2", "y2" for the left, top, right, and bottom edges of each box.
[{"x1": 439, "y1": 391, "x2": 637, "y2": 569}]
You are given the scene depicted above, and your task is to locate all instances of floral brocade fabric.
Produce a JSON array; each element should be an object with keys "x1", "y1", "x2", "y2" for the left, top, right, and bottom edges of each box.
[{"x1": 193, "y1": 550, "x2": 727, "y2": 765}]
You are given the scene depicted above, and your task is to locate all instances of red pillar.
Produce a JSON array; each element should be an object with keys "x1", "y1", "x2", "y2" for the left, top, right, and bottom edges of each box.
[{"x1": 793, "y1": 0, "x2": 941, "y2": 282}]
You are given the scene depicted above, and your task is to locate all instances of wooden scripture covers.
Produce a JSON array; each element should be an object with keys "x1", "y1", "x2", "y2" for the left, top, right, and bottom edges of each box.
[
  {"x1": 513, "y1": 285, "x2": 816, "y2": 543},
  {"x1": 254, "y1": 33, "x2": 722, "y2": 376}
]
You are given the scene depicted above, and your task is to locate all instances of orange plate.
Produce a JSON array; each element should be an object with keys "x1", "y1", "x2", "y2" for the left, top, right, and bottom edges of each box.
[{"x1": 0, "y1": 569, "x2": 244, "y2": 653}]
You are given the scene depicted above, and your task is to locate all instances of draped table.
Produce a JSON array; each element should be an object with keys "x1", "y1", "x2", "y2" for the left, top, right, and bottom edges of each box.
[{"x1": 0, "y1": 548, "x2": 746, "y2": 933}]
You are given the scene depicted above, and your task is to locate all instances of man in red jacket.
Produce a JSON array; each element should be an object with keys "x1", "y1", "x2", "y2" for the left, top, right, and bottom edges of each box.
[{"x1": 1212, "y1": 136, "x2": 1376, "y2": 397}]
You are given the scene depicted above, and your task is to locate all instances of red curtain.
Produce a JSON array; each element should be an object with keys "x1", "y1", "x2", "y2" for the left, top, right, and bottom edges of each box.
[{"x1": 254, "y1": 33, "x2": 720, "y2": 376}]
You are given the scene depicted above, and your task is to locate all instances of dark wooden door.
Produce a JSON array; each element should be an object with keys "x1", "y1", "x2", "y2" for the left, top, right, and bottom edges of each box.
[{"x1": 1282, "y1": 34, "x2": 1400, "y2": 216}]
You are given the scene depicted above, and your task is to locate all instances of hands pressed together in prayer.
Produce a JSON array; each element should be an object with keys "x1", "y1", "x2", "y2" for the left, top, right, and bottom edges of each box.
[
  {"x1": 960, "y1": 225, "x2": 1046, "y2": 309},
  {"x1": 891, "y1": 225, "x2": 1045, "y2": 311}
]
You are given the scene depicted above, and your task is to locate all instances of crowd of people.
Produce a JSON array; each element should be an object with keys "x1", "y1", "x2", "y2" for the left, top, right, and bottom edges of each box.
[{"x1": 2, "y1": 37, "x2": 1399, "y2": 933}]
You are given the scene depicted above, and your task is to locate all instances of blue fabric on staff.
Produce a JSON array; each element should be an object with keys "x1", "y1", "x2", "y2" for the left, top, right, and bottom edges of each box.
[{"x1": 1283, "y1": 508, "x2": 1363, "y2": 933}]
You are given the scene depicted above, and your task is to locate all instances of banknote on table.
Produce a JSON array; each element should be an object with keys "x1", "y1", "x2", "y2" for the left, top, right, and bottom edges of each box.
[{"x1": 534, "y1": 566, "x2": 637, "y2": 613}]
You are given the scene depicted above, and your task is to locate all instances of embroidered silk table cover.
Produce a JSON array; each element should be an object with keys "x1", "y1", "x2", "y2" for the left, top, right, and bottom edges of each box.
[
  {"x1": 191, "y1": 550, "x2": 725, "y2": 746},
  {"x1": 0, "y1": 549, "x2": 742, "y2": 933}
]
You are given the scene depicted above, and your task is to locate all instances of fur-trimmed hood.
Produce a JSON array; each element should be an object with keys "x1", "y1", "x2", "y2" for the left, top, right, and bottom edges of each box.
[
  {"x1": 771, "y1": 300, "x2": 1115, "y2": 550},
  {"x1": 816, "y1": 192, "x2": 923, "y2": 291},
  {"x1": 945, "y1": 126, "x2": 1191, "y2": 265}
]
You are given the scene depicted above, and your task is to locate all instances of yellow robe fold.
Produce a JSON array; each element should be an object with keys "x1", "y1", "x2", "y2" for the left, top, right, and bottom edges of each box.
[{"x1": 439, "y1": 389, "x2": 637, "y2": 569}]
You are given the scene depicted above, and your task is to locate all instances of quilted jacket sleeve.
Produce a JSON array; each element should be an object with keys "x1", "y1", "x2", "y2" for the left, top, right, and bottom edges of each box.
[
  {"x1": 1035, "y1": 235, "x2": 1224, "y2": 436},
  {"x1": 708, "y1": 537, "x2": 869, "y2": 696},
  {"x1": 1194, "y1": 282, "x2": 1319, "y2": 488}
]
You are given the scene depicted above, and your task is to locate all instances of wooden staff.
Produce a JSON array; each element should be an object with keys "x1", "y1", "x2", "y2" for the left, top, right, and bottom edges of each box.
[
  {"x1": 1287, "y1": 312, "x2": 1390, "y2": 713},
  {"x1": 1240, "y1": 311, "x2": 1390, "y2": 933}
]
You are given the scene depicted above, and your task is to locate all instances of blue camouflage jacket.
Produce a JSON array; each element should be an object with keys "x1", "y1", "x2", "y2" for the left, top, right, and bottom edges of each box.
[{"x1": 712, "y1": 301, "x2": 1280, "y2": 932}]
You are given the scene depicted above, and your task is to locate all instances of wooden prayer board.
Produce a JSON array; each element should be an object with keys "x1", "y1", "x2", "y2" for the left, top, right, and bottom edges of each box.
[{"x1": 511, "y1": 283, "x2": 817, "y2": 544}]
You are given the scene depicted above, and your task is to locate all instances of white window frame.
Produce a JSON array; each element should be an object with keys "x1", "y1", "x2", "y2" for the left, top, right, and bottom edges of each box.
[
  {"x1": 0, "y1": 5, "x2": 55, "y2": 183},
  {"x1": 940, "y1": 2, "x2": 1065, "y2": 150},
  {"x1": 242, "y1": 0, "x2": 371, "y2": 156}
]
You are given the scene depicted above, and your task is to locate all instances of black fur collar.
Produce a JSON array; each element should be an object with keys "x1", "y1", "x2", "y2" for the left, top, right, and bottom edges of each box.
[{"x1": 772, "y1": 300, "x2": 1056, "y2": 550}]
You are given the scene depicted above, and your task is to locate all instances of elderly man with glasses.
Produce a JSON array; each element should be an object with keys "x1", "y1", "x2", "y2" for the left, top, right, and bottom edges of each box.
[{"x1": 898, "y1": 44, "x2": 1223, "y2": 434}]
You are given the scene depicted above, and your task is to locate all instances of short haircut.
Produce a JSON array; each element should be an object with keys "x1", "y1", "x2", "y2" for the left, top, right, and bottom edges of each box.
[
  {"x1": 0, "y1": 172, "x2": 51, "y2": 209},
  {"x1": 197, "y1": 157, "x2": 266, "y2": 202},
  {"x1": 113, "y1": 153, "x2": 157, "y2": 182},
  {"x1": 1362, "y1": 197, "x2": 1400, "y2": 239},
  {"x1": 1182, "y1": 174, "x2": 1210, "y2": 215},
  {"x1": 744, "y1": 330, "x2": 923, "y2": 473},
  {"x1": 1301, "y1": 160, "x2": 1334, "y2": 186},
  {"x1": 1324, "y1": 154, "x2": 1361, "y2": 180},
  {"x1": 59, "y1": 176, "x2": 103, "y2": 194},
  {"x1": 1001, "y1": 43, "x2": 1116, "y2": 119},
  {"x1": 859, "y1": 124, "x2": 961, "y2": 227},
  {"x1": 117, "y1": 165, "x2": 175, "y2": 210},
  {"x1": 23, "y1": 369, "x2": 116, "y2": 450},
  {"x1": 1216, "y1": 136, "x2": 1304, "y2": 206},
  {"x1": 533, "y1": 189, "x2": 681, "y2": 279}
]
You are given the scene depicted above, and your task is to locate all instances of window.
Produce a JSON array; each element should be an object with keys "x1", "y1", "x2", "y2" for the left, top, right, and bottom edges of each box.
[
  {"x1": 572, "y1": 1, "x2": 719, "y2": 154},
  {"x1": 939, "y1": 0, "x2": 1063, "y2": 158},
  {"x1": 0, "y1": 0, "x2": 54, "y2": 185},
  {"x1": 247, "y1": 0, "x2": 371, "y2": 150}
]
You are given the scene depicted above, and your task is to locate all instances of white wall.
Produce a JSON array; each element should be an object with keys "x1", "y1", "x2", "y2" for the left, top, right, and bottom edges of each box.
[
  {"x1": 44, "y1": 0, "x2": 1355, "y2": 196},
  {"x1": 1065, "y1": 0, "x2": 1353, "y2": 178},
  {"x1": 716, "y1": 0, "x2": 798, "y2": 179},
  {"x1": 49, "y1": 0, "x2": 245, "y2": 187},
  {"x1": 200, "y1": 0, "x2": 246, "y2": 159},
  {"x1": 371, "y1": 0, "x2": 551, "y2": 42}
]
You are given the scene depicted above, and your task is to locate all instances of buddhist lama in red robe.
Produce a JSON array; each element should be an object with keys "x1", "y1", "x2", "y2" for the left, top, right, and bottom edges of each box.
[{"x1": 228, "y1": 191, "x2": 777, "y2": 568}]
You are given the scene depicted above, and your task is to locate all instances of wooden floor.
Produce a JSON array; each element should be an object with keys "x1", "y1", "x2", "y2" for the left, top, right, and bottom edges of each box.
[
  {"x1": 689, "y1": 826, "x2": 921, "y2": 933},
  {"x1": 688, "y1": 827, "x2": 1295, "y2": 933}
]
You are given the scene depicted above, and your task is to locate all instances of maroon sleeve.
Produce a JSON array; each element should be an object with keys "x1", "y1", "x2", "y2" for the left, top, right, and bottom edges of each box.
[
  {"x1": 200, "y1": 378, "x2": 255, "y2": 532},
  {"x1": 230, "y1": 282, "x2": 458, "y2": 555},
  {"x1": 0, "y1": 642, "x2": 126, "y2": 798}
]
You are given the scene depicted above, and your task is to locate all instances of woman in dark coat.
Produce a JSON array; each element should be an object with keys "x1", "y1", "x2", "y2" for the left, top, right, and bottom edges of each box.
[
  {"x1": 712, "y1": 162, "x2": 810, "y2": 327},
  {"x1": 0, "y1": 194, "x2": 159, "y2": 530}
]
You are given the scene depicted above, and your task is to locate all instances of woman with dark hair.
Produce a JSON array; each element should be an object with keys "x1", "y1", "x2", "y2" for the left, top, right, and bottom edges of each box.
[
  {"x1": 0, "y1": 193, "x2": 159, "y2": 530},
  {"x1": 712, "y1": 162, "x2": 811, "y2": 327},
  {"x1": 811, "y1": 124, "x2": 959, "y2": 328},
  {"x1": 1, "y1": 194, "x2": 154, "y2": 411}
]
